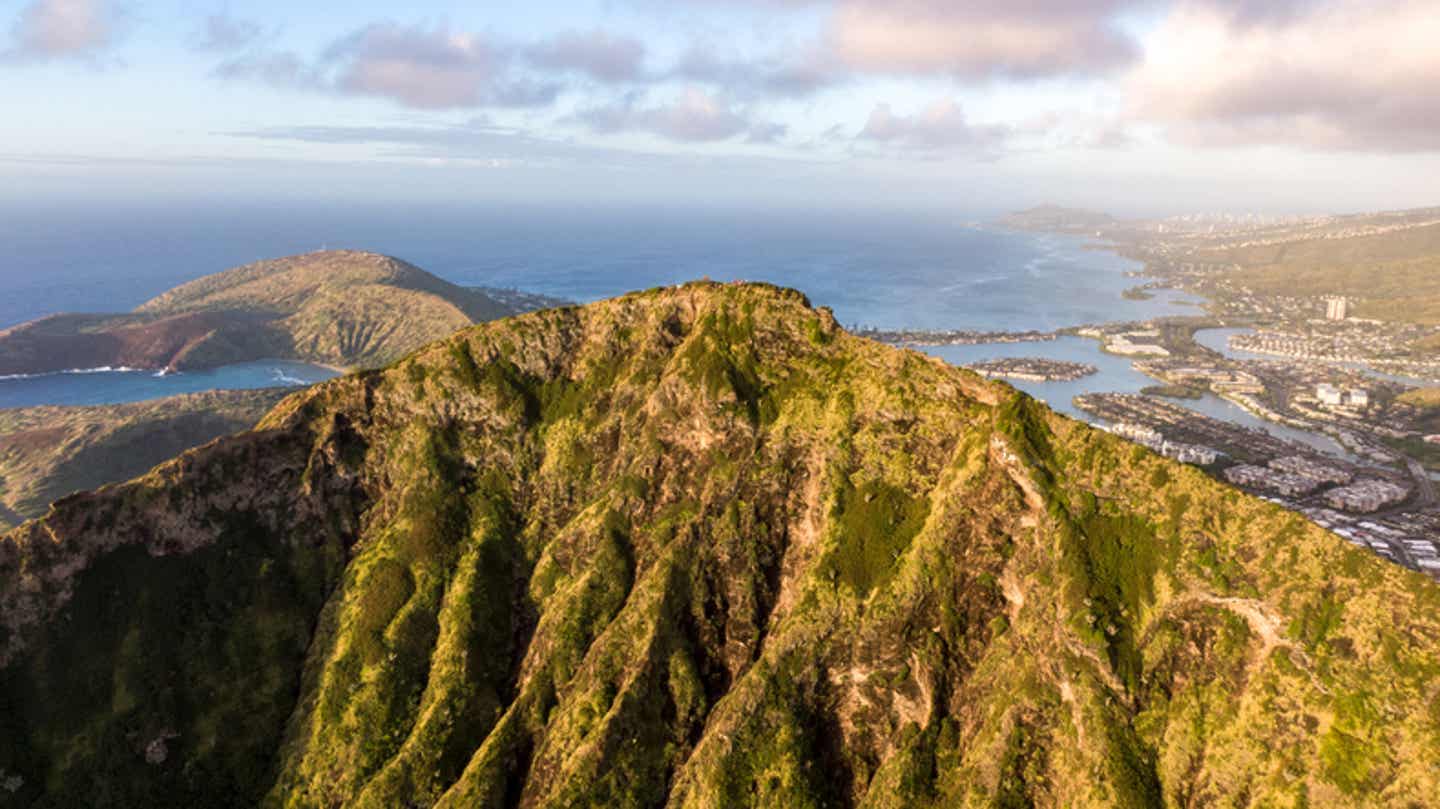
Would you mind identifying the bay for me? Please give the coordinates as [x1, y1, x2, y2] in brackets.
[0, 360, 338, 409]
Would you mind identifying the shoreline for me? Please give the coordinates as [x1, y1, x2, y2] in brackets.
[0, 357, 347, 383]
[0, 358, 345, 411]
[988, 227, 1400, 460]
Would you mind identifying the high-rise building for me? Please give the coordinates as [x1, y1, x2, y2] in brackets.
[1325, 296, 1350, 320]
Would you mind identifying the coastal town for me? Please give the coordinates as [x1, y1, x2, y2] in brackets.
[973, 207, 1440, 581]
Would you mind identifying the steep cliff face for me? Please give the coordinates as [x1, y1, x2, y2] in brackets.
[2, 283, 1438, 808]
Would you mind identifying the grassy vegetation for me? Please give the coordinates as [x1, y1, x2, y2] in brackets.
[0, 512, 344, 807]
[4, 282, 1440, 808]
[1397, 387, 1440, 410]
[0, 388, 288, 530]
[0, 251, 523, 378]
[1209, 222, 1440, 325]
[830, 480, 930, 596]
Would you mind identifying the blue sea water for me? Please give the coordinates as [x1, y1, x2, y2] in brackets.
[0, 200, 1196, 407]
[0, 201, 1188, 331]
[926, 337, 1352, 458]
[0, 361, 338, 409]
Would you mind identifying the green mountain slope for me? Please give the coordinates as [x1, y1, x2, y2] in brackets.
[1207, 222, 1440, 325]
[0, 251, 517, 375]
[0, 389, 289, 531]
[2, 283, 1438, 808]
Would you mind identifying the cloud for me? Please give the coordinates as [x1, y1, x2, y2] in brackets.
[322, 23, 559, 109]
[2, 0, 118, 62]
[829, 0, 1141, 79]
[670, 43, 841, 98]
[857, 100, 1012, 154]
[193, 13, 265, 52]
[1129, 0, 1440, 152]
[212, 50, 322, 90]
[526, 30, 647, 83]
[224, 119, 606, 164]
[214, 22, 563, 109]
[574, 88, 782, 143]
[212, 23, 660, 110]
[678, 0, 1144, 79]
[220, 119, 825, 176]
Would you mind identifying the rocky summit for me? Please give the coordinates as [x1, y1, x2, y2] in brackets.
[1, 283, 1438, 808]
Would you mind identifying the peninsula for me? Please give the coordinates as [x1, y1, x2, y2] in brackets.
[0, 250, 524, 376]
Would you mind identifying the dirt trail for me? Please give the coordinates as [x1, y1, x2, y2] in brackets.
[1165, 593, 1329, 695]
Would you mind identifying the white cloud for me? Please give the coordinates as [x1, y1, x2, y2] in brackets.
[324, 24, 556, 110]
[831, 0, 1139, 79]
[858, 99, 1012, 154]
[575, 88, 782, 143]
[194, 13, 266, 53]
[1129, 0, 1440, 151]
[526, 30, 647, 83]
[2, 0, 118, 62]
[677, 0, 1144, 79]
[215, 23, 562, 110]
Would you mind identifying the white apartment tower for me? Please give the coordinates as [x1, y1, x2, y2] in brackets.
[1324, 296, 1350, 320]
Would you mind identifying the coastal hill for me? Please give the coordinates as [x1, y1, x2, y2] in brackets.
[997, 204, 1118, 233]
[0, 389, 288, 531]
[3, 283, 1438, 806]
[0, 250, 518, 375]
[1202, 220, 1440, 325]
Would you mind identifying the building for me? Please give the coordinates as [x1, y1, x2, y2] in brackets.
[1323, 480, 1411, 513]
[1347, 389, 1369, 408]
[1111, 422, 1163, 444]
[1316, 384, 1344, 406]
[1105, 335, 1170, 357]
[1163, 441, 1222, 466]
[1223, 465, 1322, 498]
[1269, 456, 1352, 486]
[1325, 296, 1350, 320]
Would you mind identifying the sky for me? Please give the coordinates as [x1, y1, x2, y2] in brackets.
[1, 0, 1438, 216]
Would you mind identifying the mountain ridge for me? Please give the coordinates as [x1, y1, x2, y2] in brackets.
[0, 388, 290, 531]
[2, 282, 1438, 807]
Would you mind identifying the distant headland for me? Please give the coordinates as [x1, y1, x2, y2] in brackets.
[0, 251, 565, 377]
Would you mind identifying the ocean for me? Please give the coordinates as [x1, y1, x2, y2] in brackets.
[0, 200, 1198, 408]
